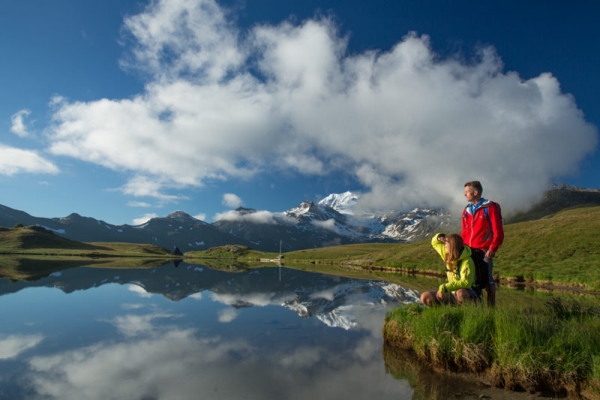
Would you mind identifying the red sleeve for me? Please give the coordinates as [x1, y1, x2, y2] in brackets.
[488, 203, 504, 252]
[460, 209, 469, 244]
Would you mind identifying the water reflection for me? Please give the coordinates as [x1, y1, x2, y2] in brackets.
[0, 260, 495, 399]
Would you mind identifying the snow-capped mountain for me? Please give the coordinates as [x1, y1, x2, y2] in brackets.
[4, 186, 598, 253]
[318, 191, 358, 214]
[0, 192, 453, 252]
[282, 280, 421, 330]
[212, 193, 454, 251]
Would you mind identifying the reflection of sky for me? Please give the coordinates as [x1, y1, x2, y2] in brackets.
[0, 268, 416, 399]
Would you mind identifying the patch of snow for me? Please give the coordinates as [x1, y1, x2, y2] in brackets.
[35, 225, 66, 235]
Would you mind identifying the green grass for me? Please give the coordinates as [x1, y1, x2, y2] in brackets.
[239, 205, 600, 291]
[185, 244, 268, 260]
[0, 226, 173, 257]
[383, 298, 600, 397]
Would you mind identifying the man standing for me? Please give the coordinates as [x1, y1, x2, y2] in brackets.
[461, 181, 504, 306]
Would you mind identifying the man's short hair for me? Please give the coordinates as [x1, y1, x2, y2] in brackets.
[464, 180, 483, 195]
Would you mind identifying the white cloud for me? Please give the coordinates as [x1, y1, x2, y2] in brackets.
[0, 145, 59, 176]
[127, 201, 152, 207]
[45, 0, 598, 214]
[222, 193, 243, 208]
[214, 209, 295, 225]
[132, 213, 157, 225]
[0, 334, 44, 359]
[119, 176, 188, 202]
[10, 109, 32, 137]
[311, 219, 339, 233]
[193, 213, 207, 221]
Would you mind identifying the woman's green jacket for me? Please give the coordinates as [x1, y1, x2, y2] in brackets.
[431, 233, 476, 294]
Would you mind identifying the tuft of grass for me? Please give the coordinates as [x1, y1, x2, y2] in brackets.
[384, 298, 600, 396]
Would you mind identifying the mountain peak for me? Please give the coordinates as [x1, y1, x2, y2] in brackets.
[234, 207, 257, 215]
[166, 211, 194, 220]
[318, 191, 358, 214]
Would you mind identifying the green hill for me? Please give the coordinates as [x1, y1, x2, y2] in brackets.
[0, 225, 172, 257]
[210, 205, 600, 291]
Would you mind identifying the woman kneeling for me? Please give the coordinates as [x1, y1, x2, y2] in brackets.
[420, 233, 478, 306]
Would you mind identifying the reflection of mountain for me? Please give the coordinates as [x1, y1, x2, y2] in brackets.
[0, 263, 420, 329]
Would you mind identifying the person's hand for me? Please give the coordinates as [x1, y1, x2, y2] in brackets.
[486, 250, 496, 258]
[436, 290, 444, 300]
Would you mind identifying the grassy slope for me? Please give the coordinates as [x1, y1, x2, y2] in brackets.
[0, 226, 172, 257]
[3, 205, 599, 289]
[187, 205, 600, 290]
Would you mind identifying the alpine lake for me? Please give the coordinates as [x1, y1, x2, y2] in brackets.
[0, 258, 557, 400]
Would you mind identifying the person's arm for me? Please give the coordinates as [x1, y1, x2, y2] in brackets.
[431, 233, 446, 257]
[487, 204, 504, 257]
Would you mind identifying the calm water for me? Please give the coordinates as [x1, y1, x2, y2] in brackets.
[0, 261, 492, 400]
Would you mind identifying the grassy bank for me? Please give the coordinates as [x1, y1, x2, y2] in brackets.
[383, 298, 600, 398]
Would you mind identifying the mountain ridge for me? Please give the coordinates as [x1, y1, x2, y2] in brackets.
[1, 186, 599, 252]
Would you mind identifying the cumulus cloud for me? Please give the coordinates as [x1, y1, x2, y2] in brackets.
[46, 0, 597, 213]
[131, 213, 157, 225]
[10, 109, 32, 137]
[222, 193, 243, 208]
[0, 145, 59, 176]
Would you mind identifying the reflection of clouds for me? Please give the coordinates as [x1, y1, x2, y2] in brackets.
[277, 346, 322, 368]
[27, 329, 256, 400]
[217, 308, 239, 323]
[210, 292, 282, 307]
[128, 284, 152, 298]
[112, 312, 180, 337]
[23, 310, 413, 400]
[188, 292, 202, 300]
[120, 303, 145, 310]
[310, 288, 336, 301]
[0, 334, 43, 359]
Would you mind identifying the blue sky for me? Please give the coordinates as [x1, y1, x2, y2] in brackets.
[1, 0, 599, 226]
